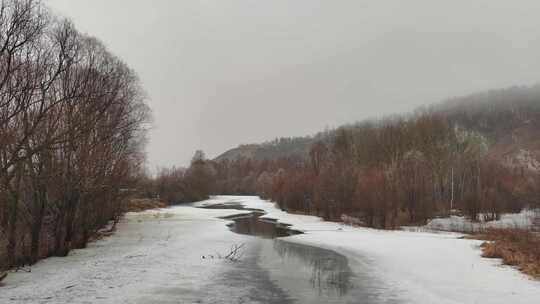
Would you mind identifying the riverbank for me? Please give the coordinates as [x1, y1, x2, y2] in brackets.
[0, 204, 254, 303]
[199, 196, 540, 304]
[2, 196, 540, 304]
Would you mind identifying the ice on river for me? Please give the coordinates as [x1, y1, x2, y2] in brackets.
[1, 196, 539, 304]
[200, 196, 540, 304]
[0, 203, 258, 303]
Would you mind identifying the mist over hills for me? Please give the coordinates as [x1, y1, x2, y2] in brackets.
[215, 84, 540, 170]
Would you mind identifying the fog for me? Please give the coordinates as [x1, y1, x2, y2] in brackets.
[46, 0, 540, 168]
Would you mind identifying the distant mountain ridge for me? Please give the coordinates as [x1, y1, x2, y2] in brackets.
[433, 85, 540, 172]
[214, 136, 318, 162]
[214, 144, 260, 162]
[215, 85, 540, 171]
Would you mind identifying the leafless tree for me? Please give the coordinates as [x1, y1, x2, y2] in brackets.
[0, 1, 150, 268]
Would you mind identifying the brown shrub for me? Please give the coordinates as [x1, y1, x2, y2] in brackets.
[478, 229, 540, 279]
[123, 199, 168, 212]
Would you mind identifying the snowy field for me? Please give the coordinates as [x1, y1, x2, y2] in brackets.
[0, 201, 256, 304]
[424, 209, 540, 233]
[1, 196, 539, 304]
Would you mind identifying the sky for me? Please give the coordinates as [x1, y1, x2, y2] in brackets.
[46, 0, 540, 168]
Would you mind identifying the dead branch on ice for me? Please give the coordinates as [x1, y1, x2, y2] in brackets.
[224, 243, 245, 262]
[202, 243, 246, 262]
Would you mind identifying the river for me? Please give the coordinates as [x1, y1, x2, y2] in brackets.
[2, 196, 539, 304]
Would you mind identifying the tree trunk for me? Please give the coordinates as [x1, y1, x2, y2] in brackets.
[30, 189, 46, 264]
[6, 193, 19, 267]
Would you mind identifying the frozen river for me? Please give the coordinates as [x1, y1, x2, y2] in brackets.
[1, 196, 539, 304]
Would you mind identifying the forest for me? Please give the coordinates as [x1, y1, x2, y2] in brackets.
[2, 1, 540, 302]
[150, 86, 540, 230]
[2, 0, 539, 275]
[0, 0, 150, 269]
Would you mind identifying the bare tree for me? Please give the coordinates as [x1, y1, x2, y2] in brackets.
[0, 1, 150, 268]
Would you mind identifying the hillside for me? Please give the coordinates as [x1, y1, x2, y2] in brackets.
[214, 136, 317, 162]
[216, 85, 540, 172]
[435, 85, 540, 172]
[214, 144, 260, 162]
[210, 84, 540, 228]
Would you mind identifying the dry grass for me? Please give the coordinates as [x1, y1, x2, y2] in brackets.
[477, 229, 540, 279]
[123, 198, 167, 212]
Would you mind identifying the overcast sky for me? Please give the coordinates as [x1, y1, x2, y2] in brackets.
[47, 0, 540, 168]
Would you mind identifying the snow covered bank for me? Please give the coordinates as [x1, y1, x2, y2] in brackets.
[2, 195, 539, 304]
[0, 198, 256, 304]
[225, 196, 540, 304]
[425, 209, 540, 233]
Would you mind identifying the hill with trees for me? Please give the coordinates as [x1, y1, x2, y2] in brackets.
[204, 85, 540, 228]
[214, 137, 318, 163]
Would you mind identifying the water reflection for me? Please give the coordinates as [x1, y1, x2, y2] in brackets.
[226, 212, 303, 238]
[199, 203, 262, 212]
[202, 202, 400, 303]
[272, 239, 354, 297]
[217, 208, 353, 298]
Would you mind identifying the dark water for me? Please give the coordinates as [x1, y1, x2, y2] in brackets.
[201, 202, 402, 304]
[134, 203, 400, 304]
[199, 202, 263, 212]
[215, 238, 398, 304]
[271, 239, 354, 297]
[225, 212, 303, 238]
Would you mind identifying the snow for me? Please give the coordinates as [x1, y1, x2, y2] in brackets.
[1, 195, 539, 304]
[504, 149, 540, 173]
[0, 201, 255, 304]
[425, 209, 539, 233]
[212, 196, 540, 304]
